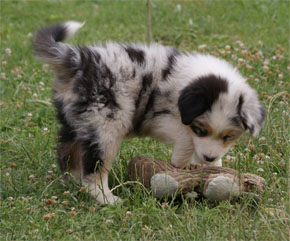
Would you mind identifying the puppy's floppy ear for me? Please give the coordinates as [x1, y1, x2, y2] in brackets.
[178, 87, 208, 125]
[178, 75, 228, 125]
[237, 92, 265, 136]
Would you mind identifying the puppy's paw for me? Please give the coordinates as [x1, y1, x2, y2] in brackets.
[106, 194, 122, 205]
[96, 193, 122, 205]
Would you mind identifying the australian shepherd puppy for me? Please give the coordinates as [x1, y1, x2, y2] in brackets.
[33, 21, 265, 204]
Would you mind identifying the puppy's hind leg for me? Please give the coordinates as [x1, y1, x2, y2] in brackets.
[80, 130, 124, 205]
[57, 124, 83, 181]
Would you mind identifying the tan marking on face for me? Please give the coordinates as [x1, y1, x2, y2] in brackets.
[200, 122, 213, 136]
[219, 129, 243, 147]
[191, 121, 213, 135]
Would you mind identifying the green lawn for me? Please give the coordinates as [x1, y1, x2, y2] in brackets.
[1, 0, 289, 240]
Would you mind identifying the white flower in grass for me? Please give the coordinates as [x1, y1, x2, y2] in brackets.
[5, 48, 12, 57]
[241, 49, 248, 55]
[239, 42, 244, 48]
[278, 73, 283, 79]
[27, 113, 32, 120]
[198, 44, 207, 51]
[43, 127, 48, 135]
[263, 59, 270, 65]
[225, 45, 231, 51]
[126, 211, 132, 218]
[238, 58, 245, 64]
[246, 64, 253, 70]
[257, 168, 264, 172]
[63, 191, 70, 196]
[256, 51, 264, 58]
[175, 4, 181, 12]
[106, 219, 114, 224]
[262, 66, 269, 72]
[29, 174, 35, 180]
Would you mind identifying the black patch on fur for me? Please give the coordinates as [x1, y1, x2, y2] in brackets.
[72, 47, 119, 116]
[231, 116, 243, 128]
[237, 95, 244, 116]
[62, 48, 80, 77]
[258, 104, 266, 125]
[178, 74, 228, 125]
[135, 73, 153, 109]
[236, 94, 248, 130]
[32, 23, 67, 59]
[132, 69, 136, 78]
[53, 98, 76, 172]
[125, 46, 145, 65]
[143, 89, 157, 117]
[54, 98, 76, 141]
[234, 95, 265, 133]
[82, 135, 104, 175]
[152, 109, 171, 118]
[81, 131, 104, 175]
[162, 49, 181, 81]
[134, 88, 159, 132]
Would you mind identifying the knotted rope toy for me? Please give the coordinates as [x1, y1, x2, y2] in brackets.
[128, 156, 266, 202]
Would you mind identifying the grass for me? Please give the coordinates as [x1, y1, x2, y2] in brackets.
[0, 0, 289, 240]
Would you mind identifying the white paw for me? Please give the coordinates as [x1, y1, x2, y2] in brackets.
[96, 193, 122, 205]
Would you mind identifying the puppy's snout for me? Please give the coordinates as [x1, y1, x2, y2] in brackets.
[203, 155, 216, 162]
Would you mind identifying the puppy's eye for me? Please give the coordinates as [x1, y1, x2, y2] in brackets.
[222, 135, 234, 141]
[191, 126, 208, 137]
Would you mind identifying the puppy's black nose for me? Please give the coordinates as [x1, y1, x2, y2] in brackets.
[203, 155, 216, 162]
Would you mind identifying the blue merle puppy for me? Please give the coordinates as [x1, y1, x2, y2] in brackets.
[33, 21, 265, 204]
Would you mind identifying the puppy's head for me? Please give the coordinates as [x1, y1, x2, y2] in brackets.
[178, 72, 265, 165]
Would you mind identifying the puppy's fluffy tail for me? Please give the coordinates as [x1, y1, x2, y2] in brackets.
[32, 21, 84, 66]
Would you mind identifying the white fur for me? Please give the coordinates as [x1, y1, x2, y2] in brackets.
[64, 21, 85, 40]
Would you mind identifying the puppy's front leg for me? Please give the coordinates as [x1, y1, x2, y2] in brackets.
[171, 142, 195, 168]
